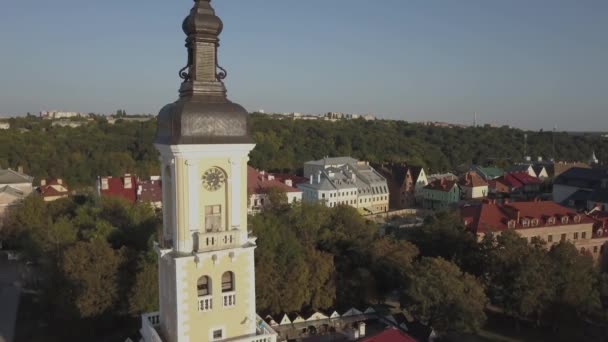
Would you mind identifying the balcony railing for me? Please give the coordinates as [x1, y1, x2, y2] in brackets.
[140, 312, 163, 342]
[223, 291, 236, 307]
[198, 295, 213, 312]
[194, 230, 241, 252]
[231, 315, 278, 342]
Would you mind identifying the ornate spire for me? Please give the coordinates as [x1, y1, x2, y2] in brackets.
[155, 0, 253, 145]
[179, 0, 228, 99]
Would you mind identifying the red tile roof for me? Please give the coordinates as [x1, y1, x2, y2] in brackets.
[247, 167, 302, 196]
[459, 171, 488, 187]
[99, 175, 138, 204]
[490, 172, 542, 191]
[139, 179, 162, 203]
[424, 178, 458, 192]
[361, 327, 417, 342]
[38, 179, 69, 198]
[461, 200, 594, 234]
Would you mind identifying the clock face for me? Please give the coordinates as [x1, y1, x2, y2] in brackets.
[203, 167, 226, 191]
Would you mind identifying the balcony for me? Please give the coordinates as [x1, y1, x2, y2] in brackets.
[223, 291, 236, 307]
[140, 312, 163, 342]
[198, 295, 213, 312]
[194, 230, 242, 252]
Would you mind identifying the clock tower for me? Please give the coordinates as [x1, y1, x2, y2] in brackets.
[141, 1, 277, 342]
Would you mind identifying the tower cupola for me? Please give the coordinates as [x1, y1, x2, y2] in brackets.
[156, 0, 252, 146]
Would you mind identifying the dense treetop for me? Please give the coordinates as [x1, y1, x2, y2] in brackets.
[1, 114, 606, 188]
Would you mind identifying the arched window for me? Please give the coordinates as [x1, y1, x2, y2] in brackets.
[222, 271, 234, 292]
[197, 276, 211, 297]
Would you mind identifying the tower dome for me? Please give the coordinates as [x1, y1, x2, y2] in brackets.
[156, 0, 252, 145]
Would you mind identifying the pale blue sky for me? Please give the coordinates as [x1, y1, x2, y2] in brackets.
[1, 0, 607, 130]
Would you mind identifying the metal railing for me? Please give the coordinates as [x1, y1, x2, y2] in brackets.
[222, 291, 236, 307]
[140, 312, 163, 342]
[198, 295, 213, 312]
[194, 231, 241, 252]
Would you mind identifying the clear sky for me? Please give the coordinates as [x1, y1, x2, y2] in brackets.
[1, 0, 607, 130]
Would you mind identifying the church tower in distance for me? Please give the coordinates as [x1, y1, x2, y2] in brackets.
[140, 1, 277, 342]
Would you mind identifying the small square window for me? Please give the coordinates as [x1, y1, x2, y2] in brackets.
[547, 235, 553, 243]
[574, 232, 579, 240]
[213, 329, 223, 339]
[561, 233, 567, 242]
[582, 232, 587, 239]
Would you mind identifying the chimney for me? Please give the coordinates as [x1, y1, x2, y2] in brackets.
[57, 179, 63, 185]
[17, 165, 23, 174]
[285, 179, 293, 187]
[309, 177, 313, 185]
[40, 179, 46, 186]
[317, 171, 321, 184]
[538, 156, 543, 162]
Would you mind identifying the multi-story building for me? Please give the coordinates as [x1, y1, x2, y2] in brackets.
[0, 167, 33, 220]
[247, 166, 302, 215]
[418, 179, 461, 210]
[373, 163, 427, 209]
[488, 172, 543, 200]
[458, 171, 488, 199]
[461, 200, 608, 261]
[0, 121, 10, 130]
[554, 167, 608, 211]
[140, 1, 277, 341]
[299, 157, 389, 214]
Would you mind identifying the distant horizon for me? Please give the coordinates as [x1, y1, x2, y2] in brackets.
[1, 1, 607, 130]
[2, 110, 608, 134]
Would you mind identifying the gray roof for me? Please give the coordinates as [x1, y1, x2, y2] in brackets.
[305, 157, 359, 167]
[555, 167, 608, 189]
[0, 169, 33, 185]
[0, 185, 26, 199]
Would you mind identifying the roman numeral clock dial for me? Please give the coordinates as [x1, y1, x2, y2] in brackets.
[202, 167, 226, 191]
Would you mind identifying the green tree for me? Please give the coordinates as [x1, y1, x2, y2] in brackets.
[266, 186, 288, 208]
[129, 258, 159, 316]
[401, 257, 488, 334]
[485, 231, 553, 322]
[61, 240, 125, 318]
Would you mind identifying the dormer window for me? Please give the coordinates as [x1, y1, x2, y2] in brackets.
[547, 217, 556, 225]
[508, 220, 516, 229]
[531, 219, 539, 227]
[101, 178, 109, 190]
[573, 215, 581, 223]
[561, 216, 569, 224]
[522, 219, 530, 228]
